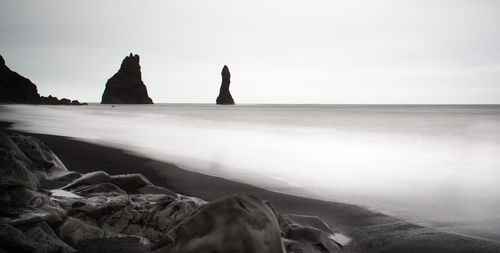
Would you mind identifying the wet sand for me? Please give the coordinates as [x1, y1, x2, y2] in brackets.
[2, 121, 499, 252]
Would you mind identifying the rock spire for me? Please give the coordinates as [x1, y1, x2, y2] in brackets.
[216, 65, 235, 105]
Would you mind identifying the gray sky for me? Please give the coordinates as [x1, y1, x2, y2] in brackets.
[1, 0, 499, 103]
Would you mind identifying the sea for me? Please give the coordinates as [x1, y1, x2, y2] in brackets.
[1, 104, 499, 242]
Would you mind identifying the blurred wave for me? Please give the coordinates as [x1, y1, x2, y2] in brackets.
[2, 103, 500, 241]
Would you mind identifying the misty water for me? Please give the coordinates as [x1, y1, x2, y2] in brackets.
[1, 104, 500, 241]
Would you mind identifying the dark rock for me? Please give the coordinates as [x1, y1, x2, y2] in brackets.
[11, 133, 69, 173]
[0, 223, 36, 253]
[101, 53, 153, 104]
[62, 171, 112, 191]
[0, 55, 85, 105]
[58, 192, 203, 241]
[76, 237, 149, 253]
[40, 95, 86, 105]
[0, 132, 70, 225]
[0, 131, 33, 165]
[9, 133, 83, 189]
[58, 217, 105, 246]
[137, 185, 178, 198]
[151, 195, 203, 232]
[70, 100, 85, 105]
[152, 194, 284, 253]
[0, 54, 41, 104]
[1, 187, 67, 226]
[283, 214, 335, 235]
[0, 148, 39, 190]
[111, 174, 152, 194]
[23, 221, 76, 253]
[41, 171, 82, 190]
[0, 131, 40, 190]
[279, 214, 342, 253]
[216, 65, 235, 105]
[71, 183, 127, 197]
[58, 98, 71, 105]
[40, 95, 59, 105]
[285, 226, 341, 253]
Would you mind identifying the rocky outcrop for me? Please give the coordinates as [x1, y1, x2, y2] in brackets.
[152, 194, 284, 253]
[0, 132, 343, 253]
[40, 95, 86, 105]
[216, 65, 235, 105]
[0, 54, 86, 105]
[101, 53, 153, 104]
[0, 54, 41, 104]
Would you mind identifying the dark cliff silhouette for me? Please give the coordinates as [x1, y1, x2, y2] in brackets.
[0, 54, 85, 105]
[0, 54, 40, 104]
[101, 53, 153, 104]
[216, 65, 235, 105]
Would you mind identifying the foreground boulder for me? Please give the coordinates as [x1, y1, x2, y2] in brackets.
[152, 194, 284, 253]
[0, 132, 39, 190]
[216, 65, 235, 105]
[9, 133, 79, 189]
[279, 214, 342, 253]
[101, 53, 153, 104]
[0, 54, 41, 104]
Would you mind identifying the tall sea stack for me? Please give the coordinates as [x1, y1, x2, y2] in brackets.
[101, 53, 153, 104]
[216, 65, 234, 105]
[0, 54, 40, 104]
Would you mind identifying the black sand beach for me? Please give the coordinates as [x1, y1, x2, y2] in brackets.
[2, 121, 499, 253]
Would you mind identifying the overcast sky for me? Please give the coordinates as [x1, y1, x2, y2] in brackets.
[1, 0, 499, 103]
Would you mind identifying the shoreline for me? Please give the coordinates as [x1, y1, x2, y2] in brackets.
[2, 120, 499, 252]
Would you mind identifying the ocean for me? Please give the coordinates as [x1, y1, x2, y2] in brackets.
[1, 104, 500, 242]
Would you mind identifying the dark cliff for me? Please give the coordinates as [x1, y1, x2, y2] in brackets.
[101, 53, 153, 104]
[216, 65, 235, 105]
[0, 54, 41, 104]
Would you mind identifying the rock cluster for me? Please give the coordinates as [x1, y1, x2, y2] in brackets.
[0, 54, 41, 104]
[40, 95, 87, 105]
[0, 132, 342, 253]
[101, 53, 153, 104]
[216, 65, 235, 105]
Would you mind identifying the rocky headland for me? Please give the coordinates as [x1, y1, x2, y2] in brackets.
[0, 54, 86, 105]
[216, 65, 235, 105]
[101, 53, 153, 104]
[0, 55, 41, 104]
[0, 131, 342, 253]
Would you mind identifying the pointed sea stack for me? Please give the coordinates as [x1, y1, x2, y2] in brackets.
[101, 53, 153, 104]
[216, 65, 235, 105]
[0, 54, 40, 104]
